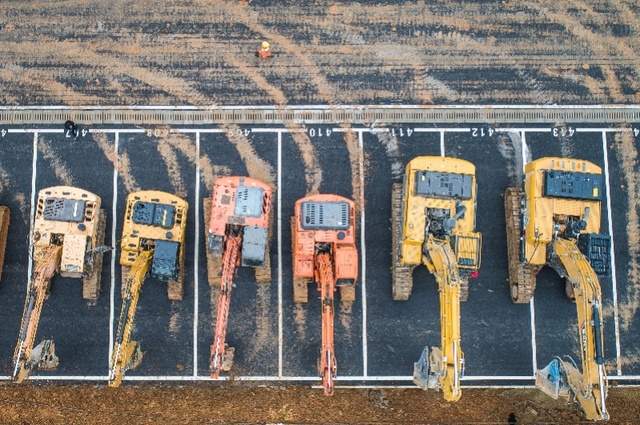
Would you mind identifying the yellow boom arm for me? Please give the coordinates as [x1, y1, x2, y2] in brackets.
[536, 238, 608, 421]
[13, 245, 62, 382]
[413, 235, 464, 402]
[109, 250, 152, 387]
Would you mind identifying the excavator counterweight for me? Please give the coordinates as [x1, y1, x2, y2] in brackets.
[292, 194, 358, 395]
[505, 157, 609, 420]
[12, 186, 105, 382]
[109, 190, 188, 387]
[392, 156, 481, 402]
[205, 176, 273, 378]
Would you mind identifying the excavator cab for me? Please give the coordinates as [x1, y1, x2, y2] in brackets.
[13, 186, 106, 382]
[0, 205, 9, 282]
[292, 194, 358, 395]
[109, 191, 188, 387]
[504, 157, 609, 420]
[205, 176, 273, 378]
[120, 191, 188, 300]
[391, 156, 481, 402]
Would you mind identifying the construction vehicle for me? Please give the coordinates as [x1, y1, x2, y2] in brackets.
[109, 190, 188, 387]
[205, 176, 273, 378]
[505, 157, 609, 420]
[391, 156, 482, 402]
[292, 194, 358, 396]
[13, 186, 106, 382]
[0, 205, 9, 281]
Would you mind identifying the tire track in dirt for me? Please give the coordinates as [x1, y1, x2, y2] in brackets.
[219, 1, 359, 200]
[93, 133, 140, 193]
[612, 131, 640, 331]
[38, 138, 75, 186]
[155, 133, 188, 199]
[163, 136, 230, 193]
[221, 52, 320, 193]
[225, 130, 275, 188]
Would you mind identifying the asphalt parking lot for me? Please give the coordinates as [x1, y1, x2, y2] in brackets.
[0, 121, 638, 386]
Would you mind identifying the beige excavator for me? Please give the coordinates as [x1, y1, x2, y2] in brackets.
[392, 156, 482, 401]
[505, 157, 609, 421]
[13, 186, 106, 382]
[109, 190, 188, 387]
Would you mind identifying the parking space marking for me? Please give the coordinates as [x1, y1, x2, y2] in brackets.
[440, 130, 445, 156]
[193, 131, 201, 377]
[277, 131, 283, 378]
[601, 130, 622, 375]
[521, 131, 538, 375]
[26, 132, 38, 287]
[108, 132, 119, 364]
[414, 128, 471, 132]
[358, 130, 368, 376]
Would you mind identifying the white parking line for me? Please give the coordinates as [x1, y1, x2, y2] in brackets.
[520, 131, 538, 374]
[414, 128, 471, 132]
[439, 130, 445, 156]
[26, 132, 38, 286]
[358, 130, 368, 376]
[601, 131, 622, 376]
[277, 131, 283, 378]
[193, 131, 201, 377]
[495, 128, 551, 133]
[108, 132, 119, 364]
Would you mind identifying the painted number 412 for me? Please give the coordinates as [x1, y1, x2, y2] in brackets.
[471, 127, 494, 137]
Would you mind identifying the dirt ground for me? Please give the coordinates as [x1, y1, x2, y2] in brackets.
[0, 384, 637, 425]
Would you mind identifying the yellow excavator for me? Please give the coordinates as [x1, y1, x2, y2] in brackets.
[109, 190, 188, 387]
[392, 156, 482, 401]
[505, 157, 609, 421]
[13, 186, 106, 382]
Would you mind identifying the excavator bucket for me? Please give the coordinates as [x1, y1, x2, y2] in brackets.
[535, 357, 570, 400]
[31, 339, 59, 370]
[413, 346, 442, 390]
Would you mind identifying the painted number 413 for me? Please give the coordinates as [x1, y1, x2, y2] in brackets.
[552, 126, 575, 137]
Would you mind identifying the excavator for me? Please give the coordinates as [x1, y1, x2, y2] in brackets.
[13, 186, 106, 382]
[505, 157, 609, 421]
[291, 194, 358, 396]
[205, 176, 273, 378]
[109, 190, 188, 387]
[391, 156, 482, 402]
[0, 205, 9, 281]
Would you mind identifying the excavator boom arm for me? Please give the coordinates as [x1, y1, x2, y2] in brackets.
[109, 250, 152, 387]
[209, 233, 241, 378]
[414, 236, 463, 402]
[317, 251, 337, 396]
[537, 238, 608, 420]
[13, 245, 62, 382]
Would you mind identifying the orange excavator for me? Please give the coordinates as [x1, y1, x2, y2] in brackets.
[205, 176, 273, 378]
[292, 194, 358, 395]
